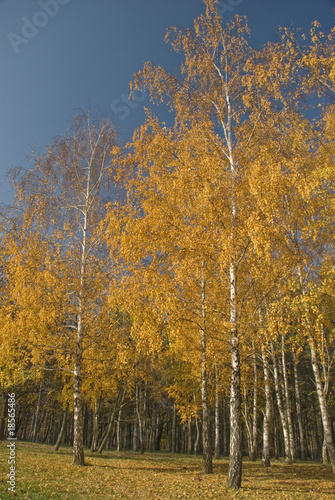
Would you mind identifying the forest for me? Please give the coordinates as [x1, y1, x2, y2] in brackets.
[0, 0, 335, 492]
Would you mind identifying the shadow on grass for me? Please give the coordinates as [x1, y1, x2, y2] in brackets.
[91, 463, 201, 474]
[87, 450, 206, 463]
[244, 464, 334, 481]
[243, 485, 335, 495]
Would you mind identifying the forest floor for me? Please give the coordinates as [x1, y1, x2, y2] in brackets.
[0, 441, 334, 499]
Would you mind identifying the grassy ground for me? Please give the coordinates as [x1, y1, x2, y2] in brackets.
[0, 441, 334, 499]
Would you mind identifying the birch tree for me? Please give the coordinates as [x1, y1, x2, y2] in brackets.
[112, 0, 310, 486]
[9, 111, 118, 465]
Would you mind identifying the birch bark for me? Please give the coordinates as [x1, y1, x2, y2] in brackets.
[200, 267, 212, 473]
[292, 351, 306, 460]
[261, 345, 271, 467]
[281, 336, 295, 462]
[299, 270, 335, 472]
[271, 341, 292, 464]
[73, 158, 90, 466]
[309, 335, 335, 472]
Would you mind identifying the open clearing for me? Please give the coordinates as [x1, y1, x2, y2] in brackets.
[0, 442, 334, 499]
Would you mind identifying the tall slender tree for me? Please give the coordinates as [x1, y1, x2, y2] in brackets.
[8, 112, 118, 465]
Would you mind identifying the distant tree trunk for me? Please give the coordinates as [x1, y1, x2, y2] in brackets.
[83, 404, 90, 448]
[181, 423, 186, 454]
[175, 416, 180, 453]
[271, 342, 292, 464]
[42, 412, 52, 443]
[214, 365, 220, 459]
[133, 415, 139, 451]
[171, 403, 176, 453]
[281, 336, 295, 462]
[244, 346, 258, 461]
[54, 406, 68, 451]
[149, 406, 156, 452]
[223, 399, 228, 456]
[126, 422, 132, 450]
[97, 392, 123, 454]
[117, 406, 122, 452]
[306, 424, 314, 459]
[292, 351, 306, 460]
[261, 345, 271, 467]
[156, 411, 165, 451]
[69, 416, 74, 446]
[273, 409, 280, 460]
[91, 402, 99, 452]
[97, 415, 115, 454]
[135, 383, 146, 454]
[200, 267, 212, 474]
[0, 391, 7, 441]
[311, 393, 321, 459]
[32, 381, 43, 443]
[187, 418, 193, 455]
[21, 409, 30, 441]
[194, 415, 200, 456]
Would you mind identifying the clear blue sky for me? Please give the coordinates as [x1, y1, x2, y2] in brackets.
[0, 0, 334, 206]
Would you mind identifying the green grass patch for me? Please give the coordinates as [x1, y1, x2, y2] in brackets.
[0, 441, 334, 499]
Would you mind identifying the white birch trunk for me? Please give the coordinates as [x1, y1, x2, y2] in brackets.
[281, 336, 295, 462]
[292, 351, 306, 460]
[187, 418, 193, 455]
[73, 174, 89, 466]
[201, 267, 212, 473]
[309, 335, 335, 472]
[225, 80, 242, 486]
[227, 260, 242, 488]
[299, 269, 335, 473]
[261, 345, 271, 467]
[251, 345, 258, 461]
[271, 341, 292, 464]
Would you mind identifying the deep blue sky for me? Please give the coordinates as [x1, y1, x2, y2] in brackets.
[0, 0, 334, 205]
